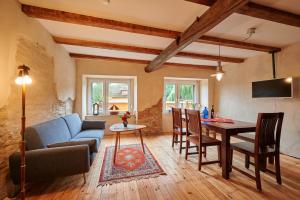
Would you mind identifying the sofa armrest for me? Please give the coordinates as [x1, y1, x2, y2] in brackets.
[47, 139, 98, 153]
[9, 145, 90, 184]
[82, 120, 106, 130]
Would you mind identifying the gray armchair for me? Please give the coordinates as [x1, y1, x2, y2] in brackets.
[9, 114, 105, 184]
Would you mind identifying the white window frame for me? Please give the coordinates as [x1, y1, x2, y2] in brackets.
[84, 75, 136, 116]
[163, 78, 200, 112]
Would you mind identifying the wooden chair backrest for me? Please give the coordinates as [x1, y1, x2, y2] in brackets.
[185, 109, 202, 137]
[172, 107, 183, 130]
[255, 112, 284, 154]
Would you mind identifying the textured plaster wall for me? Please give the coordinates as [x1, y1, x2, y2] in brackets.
[214, 42, 300, 158]
[75, 58, 215, 134]
[0, 0, 76, 107]
[0, 0, 76, 198]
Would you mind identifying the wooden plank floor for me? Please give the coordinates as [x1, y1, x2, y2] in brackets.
[26, 134, 300, 200]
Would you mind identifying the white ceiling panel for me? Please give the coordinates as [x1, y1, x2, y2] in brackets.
[207, 13, 300, 48]
[38, 19, 173, 49]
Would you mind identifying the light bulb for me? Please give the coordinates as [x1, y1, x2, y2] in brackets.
[24, 75, 32, 84]
[15, 77, 23, 85]
[216, 73, 223, 81]
[15, 75, 32, 85]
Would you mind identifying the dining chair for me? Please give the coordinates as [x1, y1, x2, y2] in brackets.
[185, 109, 221, 170]
[230, 112, 284, 191]
[171, 107, 186, 154]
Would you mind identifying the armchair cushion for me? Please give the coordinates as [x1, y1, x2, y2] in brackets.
[47, 139, 98, 153]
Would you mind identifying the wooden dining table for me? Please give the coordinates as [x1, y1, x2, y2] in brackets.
[201, 120, 256, 179]
[181, 115, 257, 179]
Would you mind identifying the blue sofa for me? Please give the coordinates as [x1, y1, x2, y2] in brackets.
[9, 113, 105, 184]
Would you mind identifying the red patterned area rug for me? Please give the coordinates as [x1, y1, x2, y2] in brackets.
[98, 144, 166, 186]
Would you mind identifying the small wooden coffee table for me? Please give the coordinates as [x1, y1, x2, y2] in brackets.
[109, 123, 146, 164]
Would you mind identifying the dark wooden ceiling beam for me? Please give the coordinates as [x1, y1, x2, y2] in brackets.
[145, 0, 249, 72]
[22, 4, 177, 38]
[69, 53, 216, 70]
[54, 36, 244, 63]
[21, 4, 280, 52]
[198, 35, 280, 52]
[237, 2, 300, 28]
[186, 0, 300, 27]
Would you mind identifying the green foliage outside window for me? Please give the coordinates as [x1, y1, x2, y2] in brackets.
[165, 84, 175, 102]
[180, 85, 194, 100]
[92, 82, 103, 104]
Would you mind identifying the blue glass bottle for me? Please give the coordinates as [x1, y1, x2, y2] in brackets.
[203, 107, 209, 119]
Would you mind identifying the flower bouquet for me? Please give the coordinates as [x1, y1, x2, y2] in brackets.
[121, 111, 131, 128]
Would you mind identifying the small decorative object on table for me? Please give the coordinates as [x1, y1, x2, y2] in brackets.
[93, 102, 99, 115]
[121, 111, 131, 127]
[211, 105, 215, 119]
[110, 104, 120, 115]
[202, 106, 209, 119]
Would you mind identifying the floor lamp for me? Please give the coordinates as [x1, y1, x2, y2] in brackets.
[15, 65, 32, 200]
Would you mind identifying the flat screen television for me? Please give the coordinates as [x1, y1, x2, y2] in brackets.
[252, 78, 293, 98]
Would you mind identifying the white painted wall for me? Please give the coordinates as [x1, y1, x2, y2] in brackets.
[215, 42, 300, 158]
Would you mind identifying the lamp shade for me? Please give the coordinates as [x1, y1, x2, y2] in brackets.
[211, 61, 225, 81]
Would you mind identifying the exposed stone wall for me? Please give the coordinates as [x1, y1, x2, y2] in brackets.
[0, 38, 73, 198]
[138, 99, 162, 134]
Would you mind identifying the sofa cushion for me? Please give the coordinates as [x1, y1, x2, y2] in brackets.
[47, 139, 98, 153]
[62, 114, 82, 137]
[25, 118, 71, 150]
[70, 138, 100, 152]
[82, 120, 106, 130]
[74, 129, 105, 140]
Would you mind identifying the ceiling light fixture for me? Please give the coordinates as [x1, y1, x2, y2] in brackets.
[211, 45, 225, 81]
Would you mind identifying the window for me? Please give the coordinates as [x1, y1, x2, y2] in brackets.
[108, 82, 129, 112]
[87, 77, 135, 115]
[91, 82, 104, 113]
[164, 83, 176, 111]
[164, 78, 200, 112]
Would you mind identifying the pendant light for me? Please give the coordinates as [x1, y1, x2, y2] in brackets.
[211, 45, 225, 81]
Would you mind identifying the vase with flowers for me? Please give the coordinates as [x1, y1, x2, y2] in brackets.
[121, 111, 131, 128]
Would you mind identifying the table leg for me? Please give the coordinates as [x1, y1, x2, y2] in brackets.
[118, 132, 121, 149]
[221, 133, 231, 179]
[114, 132, 119, 164]
[139, 129, 145, 153]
